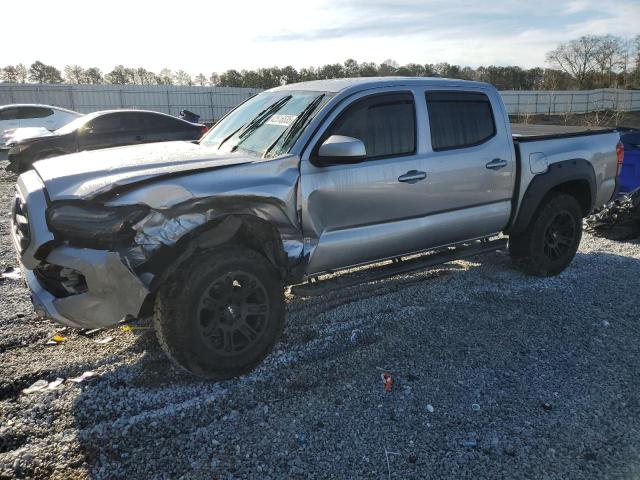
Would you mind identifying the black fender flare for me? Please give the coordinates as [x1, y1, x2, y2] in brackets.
[507, 159, 596, 236]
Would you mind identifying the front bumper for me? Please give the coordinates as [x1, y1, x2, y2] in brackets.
[12, 171, 149, 328]
[24, 247, 149, 328]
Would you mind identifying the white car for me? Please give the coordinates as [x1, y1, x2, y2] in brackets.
[0, 104, 81, 148]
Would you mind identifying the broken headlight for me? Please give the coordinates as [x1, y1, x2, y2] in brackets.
[47, 202, 149, 244]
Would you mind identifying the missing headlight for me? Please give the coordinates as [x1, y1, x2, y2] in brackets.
[46, 202, 149, 245]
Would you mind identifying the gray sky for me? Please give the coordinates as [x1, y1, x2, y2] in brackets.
[5, 0, 639, 75]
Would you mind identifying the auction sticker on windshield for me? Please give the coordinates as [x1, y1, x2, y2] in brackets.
[266, 114, 298, 126]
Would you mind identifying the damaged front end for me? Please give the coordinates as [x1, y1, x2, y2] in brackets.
[15, 154, 304, 329]
[111, 154, 306, 292]
[12, 171, 150, 328]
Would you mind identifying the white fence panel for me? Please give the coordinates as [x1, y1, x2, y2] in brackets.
[500, 88, 640, 115]
[0, 84, 638, 119]
[0, 84, 261, 122]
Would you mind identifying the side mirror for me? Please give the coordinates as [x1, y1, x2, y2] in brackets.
[316, 135, 366, 165]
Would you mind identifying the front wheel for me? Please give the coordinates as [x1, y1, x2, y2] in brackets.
[509, 193, 583, 276]
[153, 246, 285, 379]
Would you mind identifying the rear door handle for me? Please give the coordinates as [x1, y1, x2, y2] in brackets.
[485, 158, 508, 170]
[398, 170, 427, 183]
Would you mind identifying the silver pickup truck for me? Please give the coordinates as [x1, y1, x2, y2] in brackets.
[11, 77, 622, 378]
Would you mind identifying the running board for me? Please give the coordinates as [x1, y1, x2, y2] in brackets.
[290, 238, 507, 297]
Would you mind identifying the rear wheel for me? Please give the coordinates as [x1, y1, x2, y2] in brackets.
[509, 193, 583, 276]
[153, 246, 285, 379]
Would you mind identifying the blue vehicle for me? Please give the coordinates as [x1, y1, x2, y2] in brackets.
[618, 128, 640, 195]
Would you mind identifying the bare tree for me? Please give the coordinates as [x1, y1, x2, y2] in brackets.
[133, 68, 158, 85]
[6, 36, 639, 90]
[379, 59, 398, 76]
[29, 61, 63, 83]
[546, 36, 601, 88]
[173, 70, 192, 86]
[14, 64, 28, 83]
[64, 65, 86, 84]
[84, 67, 103, 84]
[194, 73, 207, 86]
[159, 68, 174, 85]
[218, 70, 243, 87]
[593, 35, 625, 87]
[0, 65, 19, 83]
[343, 59, 359, 77]
[106, 65, 129, 84]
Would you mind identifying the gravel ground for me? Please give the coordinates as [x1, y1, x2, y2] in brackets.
[1, 162, 640, 480]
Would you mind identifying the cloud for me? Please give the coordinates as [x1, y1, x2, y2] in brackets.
[260, 0, 637, 44]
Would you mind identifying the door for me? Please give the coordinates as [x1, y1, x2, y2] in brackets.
[77, 113, 132, 151]
[121, 112, 150, 145]
[301, 91, 431, 274]
[418, 89, 515, 245]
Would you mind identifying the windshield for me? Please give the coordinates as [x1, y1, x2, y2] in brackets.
[55, 115, 93, 134]
[200, 90, 332, 158]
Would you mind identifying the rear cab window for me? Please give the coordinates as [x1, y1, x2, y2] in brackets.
[425, 91, 496, 151]
[322, 92, 416, 161]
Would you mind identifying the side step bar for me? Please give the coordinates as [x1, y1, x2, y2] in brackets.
[290, 238, 507, 297]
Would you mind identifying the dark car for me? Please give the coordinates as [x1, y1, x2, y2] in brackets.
[7, 109, 207, 173]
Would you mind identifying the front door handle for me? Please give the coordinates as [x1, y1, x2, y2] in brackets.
[398, 170, 427, 184]
[486, 158, 508, 170]
[135, 135, 144, 141]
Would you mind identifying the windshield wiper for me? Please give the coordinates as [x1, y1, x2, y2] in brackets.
[217, 95, 292, 151]
[263, 94, 325, 158]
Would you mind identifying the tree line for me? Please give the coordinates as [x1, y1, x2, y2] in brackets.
[1, 35, 638, 91]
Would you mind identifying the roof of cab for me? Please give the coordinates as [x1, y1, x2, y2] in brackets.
[272, 76, 490, 94]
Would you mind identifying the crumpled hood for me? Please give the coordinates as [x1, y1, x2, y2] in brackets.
[33, 141, 257, 200]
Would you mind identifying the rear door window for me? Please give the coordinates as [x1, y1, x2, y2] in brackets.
[325, 93, 416, 160]
[425, 92, 496, 151]
[0, 108, 20, 121]
[141, 113, 184, 131]
[119, 112, 148, 132]
[87, 114, 124, 133]
[17, 107, 54, 119]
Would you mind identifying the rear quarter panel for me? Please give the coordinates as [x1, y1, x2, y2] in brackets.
[515, 131, 619, 216]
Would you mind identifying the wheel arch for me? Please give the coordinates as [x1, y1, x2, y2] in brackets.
[146, 213, 303, 294]
[507, 158, 596, 236]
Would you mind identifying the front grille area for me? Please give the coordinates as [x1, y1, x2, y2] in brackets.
[12, 193, 30, 253]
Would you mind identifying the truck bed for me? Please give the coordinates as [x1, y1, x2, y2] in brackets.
[511, 123, 615, 142]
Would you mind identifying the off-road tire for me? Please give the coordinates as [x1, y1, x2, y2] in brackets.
[153, 246, 285, 379]
[509, 193, 583, 276]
